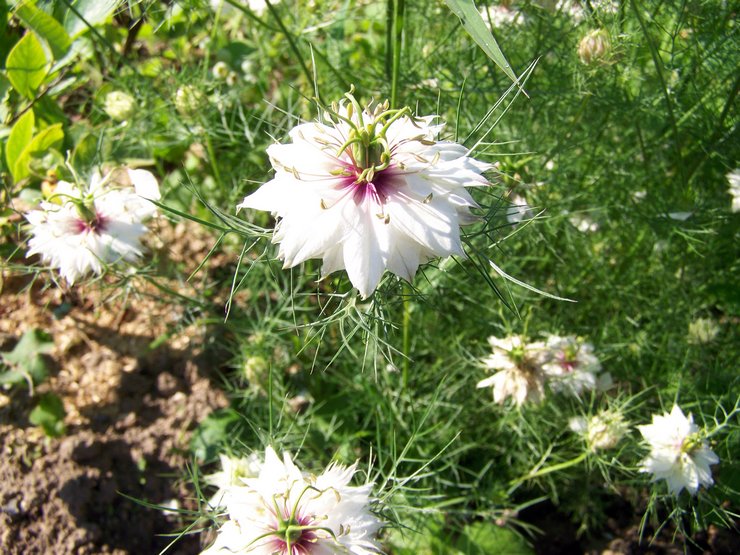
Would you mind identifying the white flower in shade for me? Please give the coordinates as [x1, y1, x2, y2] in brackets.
[476, 335, 547, 406]
[568, 214, 599, 233]
[25, 168, 160, 284]
[638, 405, 719, 496]
[480, 5, 522, 29]
[238, 93, 491, 298]
[205, 453, 263, 509]
[210, 0, 279, 17]
[506, 193, 534, 226]
[569, 409, 627, 451]
[541, 335, 603, 396]
[201, 446, 383, 555]
[727, 169, 740, 212]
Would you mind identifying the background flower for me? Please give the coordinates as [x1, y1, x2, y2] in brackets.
[25, 168, 160, 284]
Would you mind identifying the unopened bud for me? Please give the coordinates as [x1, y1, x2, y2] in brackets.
[104, 91, 136, 121]
[578, 29, 611, 65]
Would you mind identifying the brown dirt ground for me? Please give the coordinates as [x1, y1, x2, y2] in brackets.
[0, 221, 230, 555]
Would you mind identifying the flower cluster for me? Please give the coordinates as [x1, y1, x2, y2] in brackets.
[202, 447, 383, 555]
[476, 334, 609, 406]
[638, 405, 719, 496]
[25, 168, 160, 284]
[238, 92, 491, 298]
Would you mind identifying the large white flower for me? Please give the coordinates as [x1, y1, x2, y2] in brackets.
[638, 405, 719, 496]
[476, 335, 547, 406]
[25, 168, 160, 284]
[202, 446, 383, 555]
[541, 335, 604, 396]
[238, 94, 491, 298]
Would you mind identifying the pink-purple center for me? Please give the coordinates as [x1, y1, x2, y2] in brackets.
[556, 352, 579, 373]
[73, 212, 108, 234]
[338, 164, 399, 205]
[269, 513, 320, 555]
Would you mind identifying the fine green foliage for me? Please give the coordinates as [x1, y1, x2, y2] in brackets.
[1, 0, 738, 552]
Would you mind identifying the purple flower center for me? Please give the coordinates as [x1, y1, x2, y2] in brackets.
[338, 164, 399, 205]
[269, 513, 320, 555]
[73, 212, 108, 234]
[556, 352, 579, 373]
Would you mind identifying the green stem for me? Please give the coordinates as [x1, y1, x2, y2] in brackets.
[510, 451, 588, 491]
[204, 133, 224, 190]
[389, 0, 406, 109]
[402, 284, 410, 388]
[262, 0, 314, 89]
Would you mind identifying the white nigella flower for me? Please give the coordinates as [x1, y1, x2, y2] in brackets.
[201, 446, 383, 555]
[25, 168, 160, 284]
[541, 335, 603, 396]
[506, 193, 534, 226]
[480, 5, 522, 29]
[238, 92, 491, 298]
[568, 213, 599, 233]
[476, 335, 547, 406]
[205, 453, 263, 509]
[727, 169, 740, 212]
[638, 405, 719, 496]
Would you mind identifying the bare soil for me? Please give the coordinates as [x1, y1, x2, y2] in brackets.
[0, 221, 230, 555]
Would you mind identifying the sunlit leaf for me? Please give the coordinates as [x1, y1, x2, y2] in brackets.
[15, 1, 72, 60]
[443, 0, 519, 85]
[5, 32, 50, 98]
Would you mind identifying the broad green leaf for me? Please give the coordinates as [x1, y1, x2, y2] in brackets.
[13, 122, 64, 180]
[0, 328, 54, 387]
[5, 109, 34, 181]
[5, 32, 50, 98]
[443, 0, 519, 85]
[15, 1, 72, 60]
[63, 0, 120, 38]
[29, 393, 66, 437]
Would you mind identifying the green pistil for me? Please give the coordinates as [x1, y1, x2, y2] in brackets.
[682, 434, 702, 454]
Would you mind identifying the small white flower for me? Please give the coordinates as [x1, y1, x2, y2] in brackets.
[201, 446, 383, 555]
[205, 453, 263, 509]
[506, 193, 534, 226]
[638, 405, 719, 496]
[25, 168, 160, 284]
[480, 5, 522, 29]
[568, 214, 599, 233]
[103, 91, 136, 121]
[570, 410, 627, 451]
[727, 169, 740, 212]
[476, 335, 547, 406]
[212, 61, 230, 80]
[541, 335, 603, 396]
[238, 93, 491, 298]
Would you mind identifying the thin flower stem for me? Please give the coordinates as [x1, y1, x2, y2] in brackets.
[510, 451, 588, 491]
[263, 0, 314, 90]
[402, 283, 411, 388]
[389, 0, 405, 109]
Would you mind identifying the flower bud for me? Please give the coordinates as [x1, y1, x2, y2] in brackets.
[578, 29, 611, 65]
[104, 91, 136, 121]
[174, 85, 204, 116]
